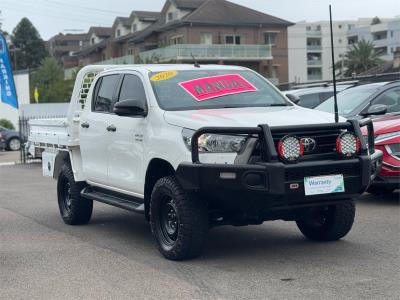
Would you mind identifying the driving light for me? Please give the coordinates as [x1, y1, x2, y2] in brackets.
[277, 135, 303, 163]
[182, 128, 248, 153]
[336, 132, 360, 157]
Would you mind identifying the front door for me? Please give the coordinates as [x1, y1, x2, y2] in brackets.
[107, 73, 147, 196]
[80, 74, 120, 185]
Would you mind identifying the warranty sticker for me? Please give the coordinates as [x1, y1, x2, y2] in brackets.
[150, 70, 178, 81]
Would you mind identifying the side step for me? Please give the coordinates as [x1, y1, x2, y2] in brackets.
[81, 187, 145, 214]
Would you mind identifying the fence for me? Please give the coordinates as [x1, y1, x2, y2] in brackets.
[18, 113, 67, 164]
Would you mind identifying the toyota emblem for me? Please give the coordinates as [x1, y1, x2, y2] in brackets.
[301, 137, 317, 153]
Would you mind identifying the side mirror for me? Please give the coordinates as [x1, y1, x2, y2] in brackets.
[285, 93, 300, 104]
[362, 104, 387, 117]
[114, 99, 147, 117]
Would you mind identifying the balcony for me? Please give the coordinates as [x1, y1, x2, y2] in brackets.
[139, 44, 273, 62]
[307, 59, 322, 66]
[307, 74, 322, 81]
[95, 55, 135, 65]
[307, 45, 322, 51]
[306, 30, 322, 37]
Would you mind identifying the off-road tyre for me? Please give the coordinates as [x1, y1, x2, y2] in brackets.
[57, 163, 93, 225]
[296, 201, 355, 241]
[150, 176, 208, 260]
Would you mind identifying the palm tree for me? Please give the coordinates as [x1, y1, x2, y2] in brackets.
[335, 39, 383, 77]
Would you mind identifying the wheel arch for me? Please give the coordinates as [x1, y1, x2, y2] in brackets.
[53, 151, 70, 180]
[144, 158, 175, 220]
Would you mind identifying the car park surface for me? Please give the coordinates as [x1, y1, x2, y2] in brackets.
[0, 164, 398, 299]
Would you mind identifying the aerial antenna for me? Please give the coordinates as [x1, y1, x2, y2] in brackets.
[329, 5, 339, 123]
[191, 53, 200, 68]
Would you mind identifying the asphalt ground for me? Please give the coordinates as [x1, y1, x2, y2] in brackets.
[0, 164, 399, 299]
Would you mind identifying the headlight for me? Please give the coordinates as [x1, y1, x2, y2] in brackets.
[375, 131, 400, 143]
[182, 128, 248, 153]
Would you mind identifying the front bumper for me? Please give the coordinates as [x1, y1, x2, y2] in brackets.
[176, 119, 383, 212]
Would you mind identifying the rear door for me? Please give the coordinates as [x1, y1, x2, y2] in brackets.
[107, 73, 148, 195]
[80, 74, 120, 185]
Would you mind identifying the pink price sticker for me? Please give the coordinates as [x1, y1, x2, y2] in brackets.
[178, 74, 257, 102]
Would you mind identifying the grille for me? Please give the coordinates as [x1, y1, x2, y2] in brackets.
[272, 129, 342, 156]
[285, 164, 360, 182]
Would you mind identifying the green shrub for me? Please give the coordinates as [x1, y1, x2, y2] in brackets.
[0, 119, 15, 130]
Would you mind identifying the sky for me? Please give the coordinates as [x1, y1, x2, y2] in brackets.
[1, 0, 399, 40]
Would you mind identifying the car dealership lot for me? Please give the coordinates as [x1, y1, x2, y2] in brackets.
[0, 164, 398, 299]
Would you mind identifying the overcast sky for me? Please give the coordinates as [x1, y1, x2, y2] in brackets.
[1, 0, 399, 39]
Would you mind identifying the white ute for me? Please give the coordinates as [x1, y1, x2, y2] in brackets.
[30, 64, 382, 260]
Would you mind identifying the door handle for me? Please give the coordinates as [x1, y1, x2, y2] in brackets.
[106, 124, 117, 132]
[81, 122, 89, 129]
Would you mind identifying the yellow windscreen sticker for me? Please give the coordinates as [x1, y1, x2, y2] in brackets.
[150, 70, 178, 81]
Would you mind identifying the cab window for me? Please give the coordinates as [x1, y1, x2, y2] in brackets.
[92, 75, 119, 113]
[298, 93, 320, 108]
[118, 74, 147, 104]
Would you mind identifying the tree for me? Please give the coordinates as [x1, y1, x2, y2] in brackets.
[335, 39, 383, 77]
[29, 57, 74, 103]
[0, 119, 15, 130]
[11, 18, 48, 70]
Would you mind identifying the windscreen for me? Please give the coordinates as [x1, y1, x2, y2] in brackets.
[315, 86, 377, 117]
[149, 69, 289, 111]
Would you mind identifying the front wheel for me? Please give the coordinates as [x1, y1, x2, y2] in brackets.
[150, 176, 208, 260]
[296, 201, 355, 241]
[57, 163, 93, 225]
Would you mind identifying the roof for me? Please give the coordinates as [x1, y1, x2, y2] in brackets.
[49, 33, 87, 42]
[132, 11, 160, 21]
[114, 17, 131, 27]
[88, 27, 112, 38]
[74, 38, 109, 55]
[171, 0, 205, 9]
[129, 0, 293, 43]
[184, 0, 293, 26]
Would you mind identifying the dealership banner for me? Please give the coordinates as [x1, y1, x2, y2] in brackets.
[0, 33, 18, 109]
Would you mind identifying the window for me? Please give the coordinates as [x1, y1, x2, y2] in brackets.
[118, 75, 147, 105]
[117, 29, 121, 37]
[338, 24, 342, 29]
[93, 75, 119, 113]
[299, 93, 321, 108]
[225, 35, 241, 45]
[167, 12, 177, 22]
[264, 32, 277, 45]
[372, 88, 400, 113]
[200, 33, 213, 44]
[390, 30, 394, 38]
[91, 37, 95, 45]
[306, 26, 311, 31]
[132, 24, 137, 32]
[170, 35, 183, 45]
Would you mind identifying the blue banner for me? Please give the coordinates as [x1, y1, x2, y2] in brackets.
[0, 33, 18, 109]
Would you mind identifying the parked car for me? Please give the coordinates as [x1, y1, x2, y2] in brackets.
[29, 65, 382, 260]
[315, 81, 400, 118]
[362, 114, 400, 194]
[0, 126, 21, 151]
[285, 84, 352, 108]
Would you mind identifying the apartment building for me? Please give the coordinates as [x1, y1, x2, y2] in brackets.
[347, 17, 400, 61]
[47, 33, 87, 68]
[288, 17, 400, 83]
[68, 0, 292, 84]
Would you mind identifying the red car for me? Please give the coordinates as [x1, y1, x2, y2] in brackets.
[363, 114, 400, 194]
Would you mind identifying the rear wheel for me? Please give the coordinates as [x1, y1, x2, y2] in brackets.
[57, 163, 93, 225]
[7, 137, 21, 151]
[150, 176, 208, 260]
[296, 201, 355, 241]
